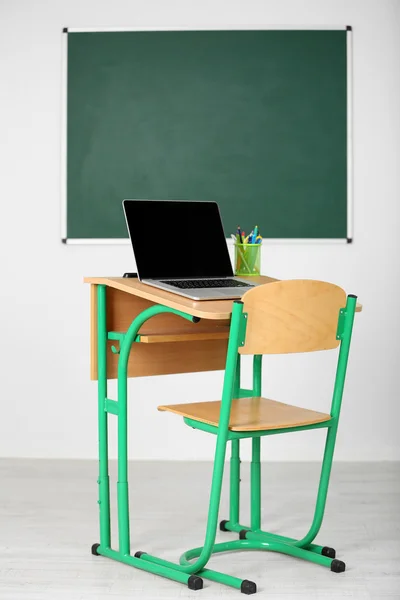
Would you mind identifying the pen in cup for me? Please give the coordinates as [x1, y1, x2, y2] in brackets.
[232, 234, 251, 273]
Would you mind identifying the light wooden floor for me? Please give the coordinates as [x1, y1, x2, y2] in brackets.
[0, 460, 399, 599]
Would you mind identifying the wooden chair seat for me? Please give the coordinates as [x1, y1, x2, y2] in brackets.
[158, 397, 331, 432]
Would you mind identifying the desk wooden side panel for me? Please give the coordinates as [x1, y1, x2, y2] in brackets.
[90, 285, 229, 380]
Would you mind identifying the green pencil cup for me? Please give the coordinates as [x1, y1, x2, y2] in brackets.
[234, 243, 261, 276]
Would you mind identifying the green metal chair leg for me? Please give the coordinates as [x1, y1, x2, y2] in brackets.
[229, 424, 341, 552]
[220, 295, 357, 560]
[220, 425, 341, 560]
[293, 296, 357, 549]
[218, 520, 336, 557]
[293, 424, 339, 548]
[240, 536, 344, 571]
[180, 538, 344, 573]
[238, 529, 336, 558]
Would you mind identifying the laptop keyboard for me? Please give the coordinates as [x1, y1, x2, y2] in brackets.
[161, 279, 251, 290]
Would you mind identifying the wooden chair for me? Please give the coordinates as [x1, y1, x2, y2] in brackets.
[138, 280, 358, 594]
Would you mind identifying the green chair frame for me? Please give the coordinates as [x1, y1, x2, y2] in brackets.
[91, 284, 357, 594]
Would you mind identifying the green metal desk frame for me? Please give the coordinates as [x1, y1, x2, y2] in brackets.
[91, 284, 357, 594]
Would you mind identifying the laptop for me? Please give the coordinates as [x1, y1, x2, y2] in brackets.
[123, 199, 257, 300]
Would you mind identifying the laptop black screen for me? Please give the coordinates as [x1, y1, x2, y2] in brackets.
[123, 200, 234, 280]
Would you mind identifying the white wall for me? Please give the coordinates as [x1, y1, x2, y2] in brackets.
[1, 0, 399, 461]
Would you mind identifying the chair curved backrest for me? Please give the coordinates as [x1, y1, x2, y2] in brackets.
[239, 279, 346, 355]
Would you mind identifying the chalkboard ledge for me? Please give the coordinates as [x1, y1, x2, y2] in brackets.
[62, 238, 352, 245]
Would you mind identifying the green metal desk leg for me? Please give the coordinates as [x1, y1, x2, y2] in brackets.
[117, 356, 130, 555]
[113, 304, 200, 557]
[220, 356, 241, 533]
[250, 355, 262, 531]
[230, 439, 240, 526]
[140, 301, 247, 575]
[251, 437, 261, 531]
[229, 356, 241, 527]
[97, 285, 111, 549]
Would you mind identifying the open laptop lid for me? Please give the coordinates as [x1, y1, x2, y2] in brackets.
[123, 200, 234, 280]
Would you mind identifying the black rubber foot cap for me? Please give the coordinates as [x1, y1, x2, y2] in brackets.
[134, 551, 146, 558]
[239, 529, 248, 540]
[331, 559, 346, 573]
[241, 579, 257, 595]
[91, 543, 100, 556]
[220, 519, 229, 531]
[188, 575, 203, 590]
[322, 546, 336, 559]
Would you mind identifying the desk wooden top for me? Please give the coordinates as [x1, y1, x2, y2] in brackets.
[84, 275, 362, 320]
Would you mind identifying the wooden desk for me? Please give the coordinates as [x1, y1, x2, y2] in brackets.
[84, 275, 361, 380]
[83, 275, 362, 591]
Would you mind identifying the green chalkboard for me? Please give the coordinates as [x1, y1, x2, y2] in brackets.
[66, 29, 348, 240]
